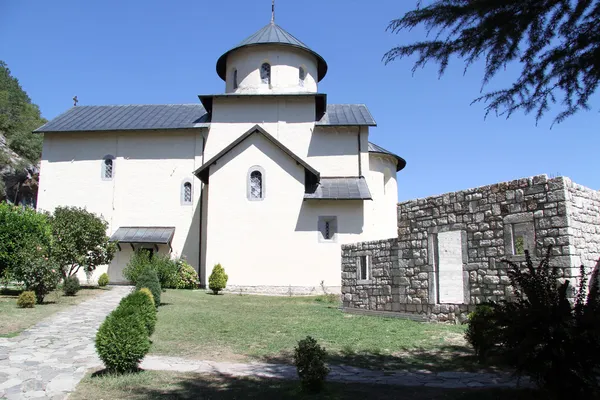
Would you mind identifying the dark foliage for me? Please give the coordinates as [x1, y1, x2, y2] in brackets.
[464, 304, 498, 363]
[486, 248, 600, 398]
[135, 268, 162, 307]
[95, 308, 150, 374]
[293, 336, 330, 393]
[118, 290, 157, 336]
[63, 275, 80, 296]
[385, 1, 600, 125]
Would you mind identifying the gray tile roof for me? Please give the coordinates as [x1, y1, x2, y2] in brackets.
[34, 104, 210, 133]
[109, 227, 176, 244]
[304, 177, 372, 200]
[316, 104, 376, 126]
[35, 103, 377, 133]
[216, 23, 327, 82]
[368, 142, 407, 172]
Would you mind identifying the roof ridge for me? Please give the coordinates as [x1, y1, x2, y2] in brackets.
[73, 103, 203, 107]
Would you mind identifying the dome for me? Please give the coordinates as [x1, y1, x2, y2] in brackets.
[216, 22, 328, 82]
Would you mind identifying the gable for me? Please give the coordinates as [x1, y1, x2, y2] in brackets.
[193, 125, 320, 186]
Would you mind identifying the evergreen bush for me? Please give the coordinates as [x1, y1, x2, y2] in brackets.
[138, 287, 155, 307]
[293, 336, 329, 393]
[175, 260, 199, 289]
[135, 268, 161, 306]
[464, 304, 497, 363]
[118, 290, 157, 335]
[63, 275, 80, 296]
[95, 310, 150, 373]
[123, 250, 178, 288]
[16, 291, 35, 308]
[208, 263, 228, 295]
[98, 272, 109, 287]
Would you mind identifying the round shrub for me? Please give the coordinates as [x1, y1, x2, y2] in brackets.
[138, 287, 155, 307]
[17, 291, 36, 308]
[175, 261, 199, 289]
[208, 263, 228, 295]
[118, 290, 157, 335]
[98, 273, 109, 287]
[17, 255, 61, 304]
[465, 304, 498, 363]
[63, 275, 81, 296]
[135, 268, 161, 306]
[95, 310, 150, 373]
[293, 336, 330, 393]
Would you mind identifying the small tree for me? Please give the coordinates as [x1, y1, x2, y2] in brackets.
[50, 206, 116, 280]
[0, 203, 52, 279]
[208, 263, 228, 295]
[293, 336, 330, 393]
[15, 252, 61, 303]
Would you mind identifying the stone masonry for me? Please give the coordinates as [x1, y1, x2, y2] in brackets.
[342, 175, 600, 323]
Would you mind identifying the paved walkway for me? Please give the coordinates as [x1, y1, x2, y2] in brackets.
[141, 356, 530, 389]
[0, 286, 131, 400]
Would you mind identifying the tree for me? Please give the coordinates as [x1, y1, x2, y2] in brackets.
[50, 206, 116, 279]
[0, 61, 46, 162]
[384, 1, 600, 125]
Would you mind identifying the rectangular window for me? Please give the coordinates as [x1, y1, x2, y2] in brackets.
[318, 216, 337, 243]
[358, 255, 369, 280]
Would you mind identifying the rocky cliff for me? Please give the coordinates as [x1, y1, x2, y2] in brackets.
[0, 133, 39, 206]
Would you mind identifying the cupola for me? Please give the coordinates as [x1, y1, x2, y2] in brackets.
[216, 18, 328, 94]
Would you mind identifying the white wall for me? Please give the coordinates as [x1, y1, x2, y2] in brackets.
[366, 154, 399, 239]
[203, 132, 366, 289]
[225, 45, 318, 94]
[37, 129, 204, 283]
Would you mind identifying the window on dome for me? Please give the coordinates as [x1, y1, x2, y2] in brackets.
[233, 69, 238, 90]
[299, 67, 306, 86]
[260, 63, 271, 85]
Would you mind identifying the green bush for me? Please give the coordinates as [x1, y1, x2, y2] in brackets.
[487, 248, 600, 397]
[63, 275, 81, 296]
[98, 272, 109, 287]
[208, 263, 228, 295]
[175, 260, 198, 289]
[95, 309, 150, 374]
[118, 290, 157, 335]
[16, 255, 60, 304]
[138, 287, 155, 307]
[0, 203, 52, 279]
[17, 291, 36, 308]
[135, 268, 161, 306]
[293, 336, 330, 393]
[123, 250, 178, 288]
[464, 304, 497, 363]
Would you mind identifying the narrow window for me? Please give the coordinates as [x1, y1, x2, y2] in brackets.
[260, 63, 271, 85]
[358, 255, 369, 280]
[299, 66, 306, 86]
[182, 182, 192, 204]
[102, 155, 115, 180]
[250, 171, 262, 199]
[233, 69, 238, 90]
[318, 216, 337, 243]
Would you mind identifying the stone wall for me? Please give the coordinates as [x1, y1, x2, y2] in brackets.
[342, 175, 600, 322]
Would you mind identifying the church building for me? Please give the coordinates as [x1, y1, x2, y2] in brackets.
[34, 17, 406, 293]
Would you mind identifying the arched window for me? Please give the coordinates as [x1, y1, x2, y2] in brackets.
[181, 180, 193, 205]
[247, 166, 265, 201]
[233, 69, 238, 90]
[299, 66, 306, 86]
[260, 63, 271, 85]
[102, 155, 115, 180]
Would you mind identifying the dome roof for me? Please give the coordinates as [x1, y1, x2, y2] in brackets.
[216, 23, 328, 82]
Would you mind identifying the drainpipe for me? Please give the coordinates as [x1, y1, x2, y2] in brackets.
[357, 126, 362, 176]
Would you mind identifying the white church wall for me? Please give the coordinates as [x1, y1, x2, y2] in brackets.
[366, 154, 399, 240]
[203, 132, 365, 292]
[225, 45, 318, 93]
[37, 129, 204, 283]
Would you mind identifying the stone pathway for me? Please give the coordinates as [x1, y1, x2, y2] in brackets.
[141, 355, 531, 389]
[0, 286, 131, 400]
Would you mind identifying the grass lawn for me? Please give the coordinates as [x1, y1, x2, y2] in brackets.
[0, 286, 109, 337]
[151, 290, 481, 371]
[71, 370, 541, 400]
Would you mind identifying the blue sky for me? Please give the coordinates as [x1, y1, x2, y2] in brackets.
[1, 0, 597, 201]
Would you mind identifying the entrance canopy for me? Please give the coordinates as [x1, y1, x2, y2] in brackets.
[109, 227, 176, 252]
